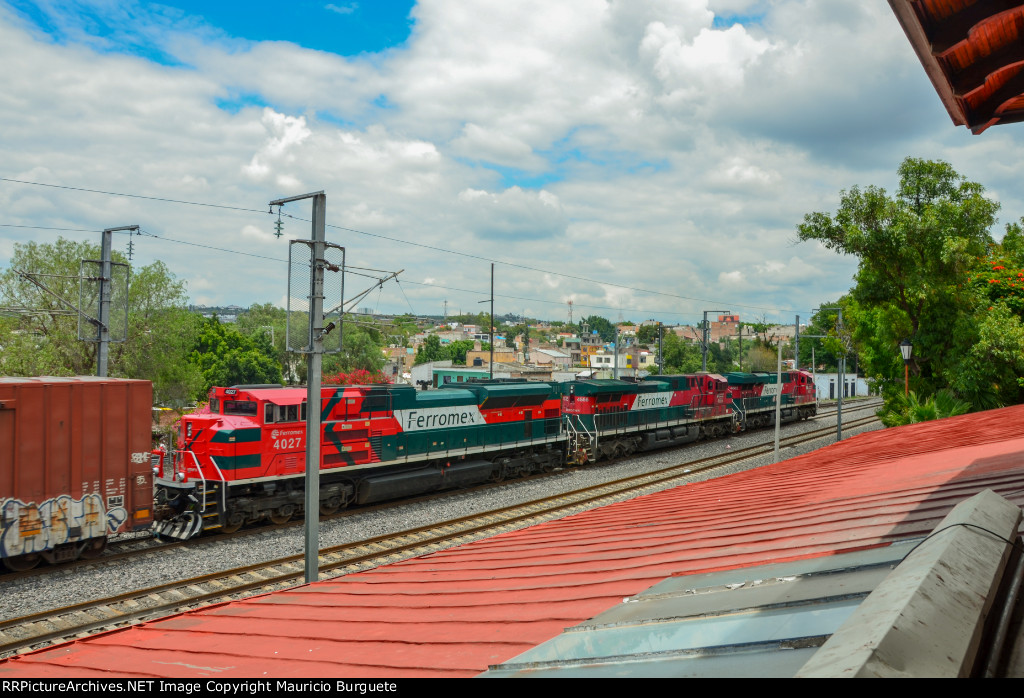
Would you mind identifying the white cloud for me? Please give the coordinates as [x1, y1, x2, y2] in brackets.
[325, 3, 359, 16]
[456, 186, 568, 241]
[1, 0, 1020, 327]
[243, 109, 312, 181]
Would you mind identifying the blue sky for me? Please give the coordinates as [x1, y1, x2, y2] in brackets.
[8, 0, 417, 56]
[1, 0, 1021, 327]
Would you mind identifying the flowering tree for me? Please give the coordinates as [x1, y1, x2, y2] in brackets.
[323, 369, 391, 385]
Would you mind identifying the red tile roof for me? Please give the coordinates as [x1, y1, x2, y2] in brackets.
[5, 405, 1024, 678]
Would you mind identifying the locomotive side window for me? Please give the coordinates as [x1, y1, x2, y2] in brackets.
[266, 403, 303, 423]
[361, 395, 390, 412]
[210, 398, 220, 413]
[223, 400, 258, 416]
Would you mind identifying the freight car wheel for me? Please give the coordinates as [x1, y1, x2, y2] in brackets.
[79, 538, 108, 560]
[3, 553, 41, 572]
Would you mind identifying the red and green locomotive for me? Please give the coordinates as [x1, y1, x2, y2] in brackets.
[724, 370, 818, 429]
[154, 371, 817, 540]
[153, 381, 563, 539]
[562, 374, 733, 463]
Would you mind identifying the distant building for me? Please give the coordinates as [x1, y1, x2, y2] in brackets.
[533, 348, 571, 368]
[580, 332, 602, 367]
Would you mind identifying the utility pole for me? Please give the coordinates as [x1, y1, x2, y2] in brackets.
[613, 326, 620, 380]
[812, 307, 845, 442]
[272, 191, 337, 585]
[493, 264, 497, 378]
[730, 326, 745, 372]
[96, 225, 137, 377]
[658, 322, 663, 374]
[737, 322, 745, 372]
[701, 310, 728, 372]
[794, 315, 800, 369]
[97, 226, 112, 378]
[774, 333, 782, 462]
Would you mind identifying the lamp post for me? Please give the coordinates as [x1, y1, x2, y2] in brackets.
[899, 339, 913, 396]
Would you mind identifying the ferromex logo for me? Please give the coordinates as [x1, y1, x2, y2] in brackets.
[394, 406, 486, 432]
[631, 392, 673, 410]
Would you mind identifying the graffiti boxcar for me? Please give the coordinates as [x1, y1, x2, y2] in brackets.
[0, 377, 154, 571]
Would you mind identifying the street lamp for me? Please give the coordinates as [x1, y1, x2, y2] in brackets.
[899, 339, 913, 396]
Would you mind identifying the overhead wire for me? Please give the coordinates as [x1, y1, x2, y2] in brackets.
[2, 177, 803, 319]
[3, 220, 819, 324]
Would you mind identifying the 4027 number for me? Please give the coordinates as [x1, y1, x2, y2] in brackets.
[273, 437, 303, 450]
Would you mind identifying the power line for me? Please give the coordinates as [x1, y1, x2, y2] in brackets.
[0, 178, 264, 214]
[2, 177, 803, 317]
[2, 218, 805, 322]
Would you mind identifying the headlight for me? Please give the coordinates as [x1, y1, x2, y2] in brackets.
[175, 472, 185, 482]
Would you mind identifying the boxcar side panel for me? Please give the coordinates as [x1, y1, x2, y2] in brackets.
[0, 377, 154, 567]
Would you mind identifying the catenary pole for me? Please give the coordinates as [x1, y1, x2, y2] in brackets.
[270, 190, 327, 584]
[96, 225, 137, 377]
[774, 336, 782, 462]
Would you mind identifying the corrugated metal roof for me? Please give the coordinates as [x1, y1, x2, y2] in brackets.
[4, 405, 1024, 678]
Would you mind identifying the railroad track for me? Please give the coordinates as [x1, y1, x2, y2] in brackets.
[0, 411, 880, 658]
[2, 399, 882, 583]
[4, 399, 881, 583]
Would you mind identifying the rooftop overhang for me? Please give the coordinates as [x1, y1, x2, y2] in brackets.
[889, 0, 1024, 134]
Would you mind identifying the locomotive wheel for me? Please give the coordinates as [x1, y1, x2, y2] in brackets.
[269, 506, 294, 525]
[4, 553, 41, 572]
[79, 538, 108, 560]
[221, 512, 245, 534]
[319, 497, 342, 516]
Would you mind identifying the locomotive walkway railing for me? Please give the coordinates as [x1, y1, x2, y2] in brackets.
[171, 450, 226, 514]
[564, 414, 596, 463]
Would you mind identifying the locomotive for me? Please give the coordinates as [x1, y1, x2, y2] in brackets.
[152, 370, 817, 540]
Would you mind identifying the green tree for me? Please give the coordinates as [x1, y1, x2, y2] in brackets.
[581, 315, 615, 343]
[707, 341, 737, 374]
[636, 323, 660, 345]
[660, 332, 702, 373]
[414, 334, 449, 365]
[446, 339, 478, 365]
[797, 303, 849, 372]
[112, 261, 204, 407]
[189, 316, 282, 397]
[0, 238, 203, 405]
[798, 158, 1000, 408]
[323, 324, 386, 374]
